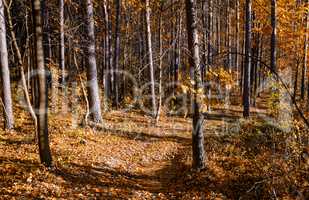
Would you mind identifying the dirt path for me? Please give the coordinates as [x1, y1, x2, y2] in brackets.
[3, 92, 303, 199]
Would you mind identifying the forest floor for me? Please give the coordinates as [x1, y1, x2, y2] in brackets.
[0, 92, 309, 199]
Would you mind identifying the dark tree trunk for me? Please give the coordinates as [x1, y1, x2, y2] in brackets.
[201, 0, 207, 75]
[243, 0, 252, 118]
[216, 0, 221, 54]
[185, 0, 205, 170]
[0, 0, 14, 130]
[41, 0, 52, 62]
[85, 0, 103, 123]
[32, 0, 52, 167]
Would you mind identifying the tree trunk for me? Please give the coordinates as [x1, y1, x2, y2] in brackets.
[216, 0, 221, 54]
[185, 0, 205, 170]
[59, 0, 65, 85]
[85, 0, 103, 123]
[304, 0, 309, 104]
[5, 1, 37, 131]
[236, 0, 240, 85]
[294, 62, 299, 99]
[271, 0, 277, 73]
[113, 0, 121, 108]
[227, 0, 232, 72]
[145, 0, 157, 117]
[32, 0, 52, 167]
[243, 0, 252, 118]
[156, 4, 163, 123]
[0, 0, 14, 130]
[41, 0, 52, 62]
[103, 0, 111, 106]
[208, 0, 213, 65]
[202, 0, 207, 75]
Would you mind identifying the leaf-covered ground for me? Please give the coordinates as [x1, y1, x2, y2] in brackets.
[0, 93, 309, 199]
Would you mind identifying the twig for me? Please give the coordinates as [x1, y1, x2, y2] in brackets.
[246, 179, 268, 193]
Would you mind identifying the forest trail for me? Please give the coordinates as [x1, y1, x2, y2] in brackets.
[94, 92, 272, 199]
[1, 92, 307, 199]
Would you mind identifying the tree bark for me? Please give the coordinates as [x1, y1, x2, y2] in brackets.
[236, 0, 240, 85]
[243, 0, 252, 118]
[113, 0, 121, 108]
[41, 0, 52, 62]
[208, 0, 213, 65]
[270, 0, 277, 73]
[185, 0, 205, 170]
[145, 0, 157, 117]
[32, 0, 52, 167]
[5, 1, 37, 131]
[59, 0, 65, 85]
[227, 0, 232, 72]
[156, 3, 163, 123]
[85, 0, 103, 123]
[0, 0, 14, 130]
[304, 0, 309, 104]
[103, 0, 111, 107]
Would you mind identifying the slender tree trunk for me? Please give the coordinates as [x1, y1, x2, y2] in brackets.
[236, 0, 240, 85]
[113, 0, 121, 108]
[174, 10, 181, 85]
[5, 1, 37, 131]
[240, 27, 246, 92]
[252, 32, 261, 106]
[294, 62, 299, 99]
[270, 0, 279, 112]
[85, 0, 103, 123]
[271, 0, 277, 74]
[304, 0, 309, 104]
[0, 0, 14, 130]
[41, 0, 52, 62]
[243, 0, 252, 118]
[145, 0, 157, 117]
[216, 0, 221, 54]
[208, 0, 213, 65]
[227, 0, 232, 72]
[103, 0, 111, 105]
[202, 0, 207, 76]
[108, 2, 113, 97]
[32, 0, 52, 166]
[257, 35, 263, 97]
[185, 0, 205, 170]
[59, 0, 65, 85]
[156, 4, 163, 123]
